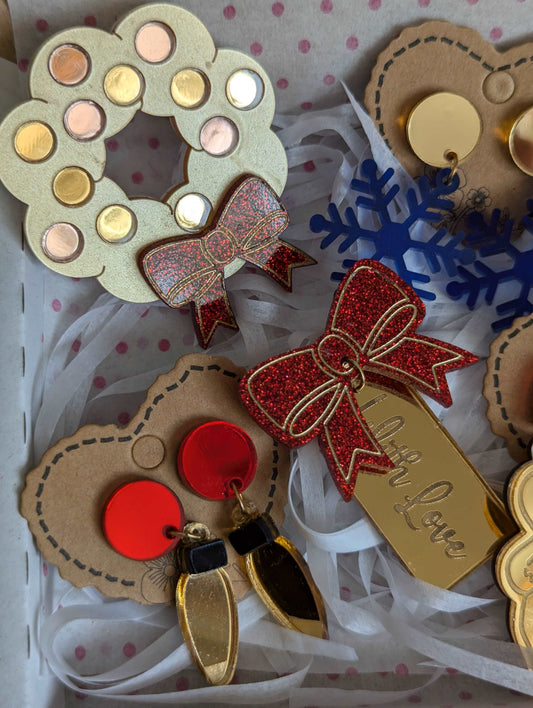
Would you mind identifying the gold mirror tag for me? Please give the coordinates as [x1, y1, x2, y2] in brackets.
[244, 534, 328, 639]
[176, 567, 238, 686]
[496, 460, 533, 661]
[406, 92, 481, 167]
[353, 384, 516, 588]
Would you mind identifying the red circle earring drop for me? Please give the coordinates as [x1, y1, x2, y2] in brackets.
[177, 420, 257, 500]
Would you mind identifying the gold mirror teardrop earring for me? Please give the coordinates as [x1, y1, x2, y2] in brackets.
[228, 481, 328, 639]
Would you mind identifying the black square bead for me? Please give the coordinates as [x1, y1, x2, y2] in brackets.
[229, 514, 279, 556]
[179, 538, 228, 575]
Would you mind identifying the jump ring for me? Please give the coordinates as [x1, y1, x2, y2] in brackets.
[230, 481, 248, 514]
[444, 150, 458, 185]
[341, 357, 366, 393]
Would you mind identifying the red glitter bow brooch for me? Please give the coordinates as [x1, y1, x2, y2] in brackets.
[239, 259, 478, 501]
[140, 175, 314, 348]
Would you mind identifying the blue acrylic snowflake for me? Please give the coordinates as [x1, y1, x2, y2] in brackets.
[447, 200, 533, 331]
[310, 158, 475, 300]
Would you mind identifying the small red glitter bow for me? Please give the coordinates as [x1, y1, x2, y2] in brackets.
[239, 259, 478, 501]
[140, 175, 314, 348]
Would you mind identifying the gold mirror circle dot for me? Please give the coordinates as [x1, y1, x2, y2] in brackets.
[48, 44, 90, 86]
[406, 92, 482, 168]
[14, 121, 55, 163]
[509, 107, 533, 176]
[104, 65, 144, 106]
[135, 22, 176, 64]
[171, 69, 209, 109]
[226, 69, 264, 110]
[175, 193, 211, 231]
[64, 100, 105, 141]
[42, 222, 84, 262]
[199, 117, 239, 157]
[96, 204, 136, 243]
[53, 167, 94, 206]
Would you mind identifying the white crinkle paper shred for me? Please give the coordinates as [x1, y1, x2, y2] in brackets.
[32, 87, 533, 705]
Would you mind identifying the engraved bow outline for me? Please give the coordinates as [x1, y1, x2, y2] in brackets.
[163, 207, 289, 306]
[141, 175, 314, 348]
[241, 260, 478, 499]
[267, 272, 467, 439]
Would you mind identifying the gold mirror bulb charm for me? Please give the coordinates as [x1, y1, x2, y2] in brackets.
[229, 489, 328, 640]
[174, 522, 238, 686]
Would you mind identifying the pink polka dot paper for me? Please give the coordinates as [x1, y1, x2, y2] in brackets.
[9, 0, 532, 113]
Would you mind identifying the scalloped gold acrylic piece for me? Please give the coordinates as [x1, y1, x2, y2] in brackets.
[496, 460, 533, 660]
[0, 3, 287, 304]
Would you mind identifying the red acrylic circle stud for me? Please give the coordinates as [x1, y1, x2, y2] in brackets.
[177, 421, 257, 500]
[103, 479, 184, 560]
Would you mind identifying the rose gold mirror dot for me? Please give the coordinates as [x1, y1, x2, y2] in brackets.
[49, 44, 90, 86]
[64, 100, 105, 141]
[42, 223, 83, 262]
[199, 117, 239, 157]
[135, 22, 175, 63]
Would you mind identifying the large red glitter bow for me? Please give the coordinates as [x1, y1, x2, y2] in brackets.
[239, 260, 478, 501]
[140, 175, 314, 348]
